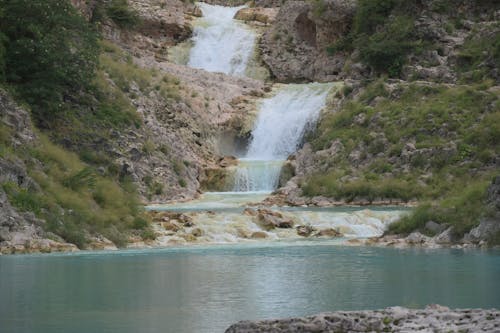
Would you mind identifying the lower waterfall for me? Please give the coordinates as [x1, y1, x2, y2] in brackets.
[232, 83, 333, 192]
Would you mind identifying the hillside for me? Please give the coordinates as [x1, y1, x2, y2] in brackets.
[0, 0, 498, 253]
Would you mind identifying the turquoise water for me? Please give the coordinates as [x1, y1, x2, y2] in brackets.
[1, 245, 499, 333]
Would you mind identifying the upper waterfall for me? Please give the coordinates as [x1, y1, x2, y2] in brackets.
[188, 3, 256, 76]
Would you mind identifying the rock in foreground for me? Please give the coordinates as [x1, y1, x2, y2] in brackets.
[225, 305, 500, 333]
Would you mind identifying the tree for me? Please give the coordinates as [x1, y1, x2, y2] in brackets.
[0, 0, 99, 123]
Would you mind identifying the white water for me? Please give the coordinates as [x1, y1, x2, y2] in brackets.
[232, 83, 332, 192]
[187, 3, 256, 75]
[158, 5, 406, 242]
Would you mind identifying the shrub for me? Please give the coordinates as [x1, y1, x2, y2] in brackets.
[106, 0, 140, 29]
[0, 0, 99, 122]
[356, 16, 417, 76]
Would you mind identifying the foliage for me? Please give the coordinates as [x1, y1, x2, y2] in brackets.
[356, 16, 418, 76]
[106, 0, 140, 29]
[328, 0, 422, 76]
[304, 81, 499, 205]
[352, 0, 398, 35]
[0, 0, 99, 122]
[456, 27, 500, 83]
[3, 135, 150, 248]
[388, 181, 490, 236]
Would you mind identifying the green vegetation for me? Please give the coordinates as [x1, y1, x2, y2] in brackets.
[105, 0, 140, 29]
[456, 26, 500, 83]
[0, 0, 99, 123]
[303, 80, 499, 234]
[387, 181, 491, 236]
[3, 135, 152, 248]
[0, 0, 161, 248]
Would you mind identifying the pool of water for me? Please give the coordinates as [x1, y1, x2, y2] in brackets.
[1, 244, 499, 333]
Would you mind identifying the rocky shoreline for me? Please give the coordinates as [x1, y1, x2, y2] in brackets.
[225, 305, 500, 333]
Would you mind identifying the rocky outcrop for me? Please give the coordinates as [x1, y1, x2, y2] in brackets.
[256, 209, 294, 230]
[234, 7, 279, 25]
[130, 0, 193, 43]
[259, 0, 358, 82]
[225, 305, 500, 333]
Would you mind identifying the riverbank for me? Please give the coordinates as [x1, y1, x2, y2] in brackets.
[225, 305, 500, 333]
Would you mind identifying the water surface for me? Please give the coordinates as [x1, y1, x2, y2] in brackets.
[1, 245, 499, 333]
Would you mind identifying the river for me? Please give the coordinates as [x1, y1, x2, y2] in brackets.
[1, 245, 499, 333]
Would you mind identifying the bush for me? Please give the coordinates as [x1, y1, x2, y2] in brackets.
[106, 0, 140, 29]
[0, 0, 99, 122]
[353, 0, 398, 35]
[356, 16, 417, 76]
[388, 181, 490, 237]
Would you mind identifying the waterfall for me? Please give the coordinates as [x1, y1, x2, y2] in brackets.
[185, 4, 332, 193]
[187, 3, 256, 76]
[232, 83, 332, 192]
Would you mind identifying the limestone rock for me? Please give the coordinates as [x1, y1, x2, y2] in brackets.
[251, 231, 268, 239]
[225, 306, 500, 333]
[234, 7, 278, 25]
[296, 225, 316, 237]
[314, 228, 342, 238]
[256, 209, 294, 230]
[259, 0, 356, 82]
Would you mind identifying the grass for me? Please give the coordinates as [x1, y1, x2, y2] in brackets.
[388, 180, 491, 236]
[3, 134, 151, 248]
[106, 0, 140, 29]
[302, 80, 499, 237]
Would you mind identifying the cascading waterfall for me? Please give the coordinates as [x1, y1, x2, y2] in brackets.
[232, 83, 332, 192]
[188, 3, 256, 76]
[151, 3, 409, 243]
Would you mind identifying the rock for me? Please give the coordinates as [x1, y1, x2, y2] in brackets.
[162, 221, 182, 232]
[225, 306, 500, 333]
[243, 208, 258, 216]
[465, 220, 500, 244]
[425, 220, 446, 234]
[191, 227, 203, 237]
[405, 232, 431, 245]
[87, 235, 118, 251]
[130, 0, 192, 44]
[250, 231, 268, 239]
[234, 7, 278, 25]
[296, 225, 316, 237]
[256, 209, 294, 230]
[219, 156, 238, 167]
[434, 227, 455, 245]
[187, 5, 203, 17]
[259, 0, 356, 81]
[310, 196, 331, 207]
[314, 228, 342, 238]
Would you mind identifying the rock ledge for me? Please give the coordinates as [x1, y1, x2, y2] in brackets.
[225, 305, 500, 333]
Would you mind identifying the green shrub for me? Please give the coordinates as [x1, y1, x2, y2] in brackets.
[353, 0, 398, 35]
[388, 181, 490, 237]
[0, 0, 99, 122]
[106, 0, 140, 29]
[356, 16, 417, 76]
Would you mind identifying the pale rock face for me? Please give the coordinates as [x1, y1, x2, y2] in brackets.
[259, 0, 357, 82]
[225, 306, 500, 333]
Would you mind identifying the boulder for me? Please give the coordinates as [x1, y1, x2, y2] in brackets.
[314, 228, 342, 238]
[464, 220, 500, 244]
[234, 7, 278, 25]
[406, 232, 431, 245]
[296, 225, 316, 237]
[251, 231, 268, 239]
[425, 220, 447, 235]
[256, 209, 294, 230]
